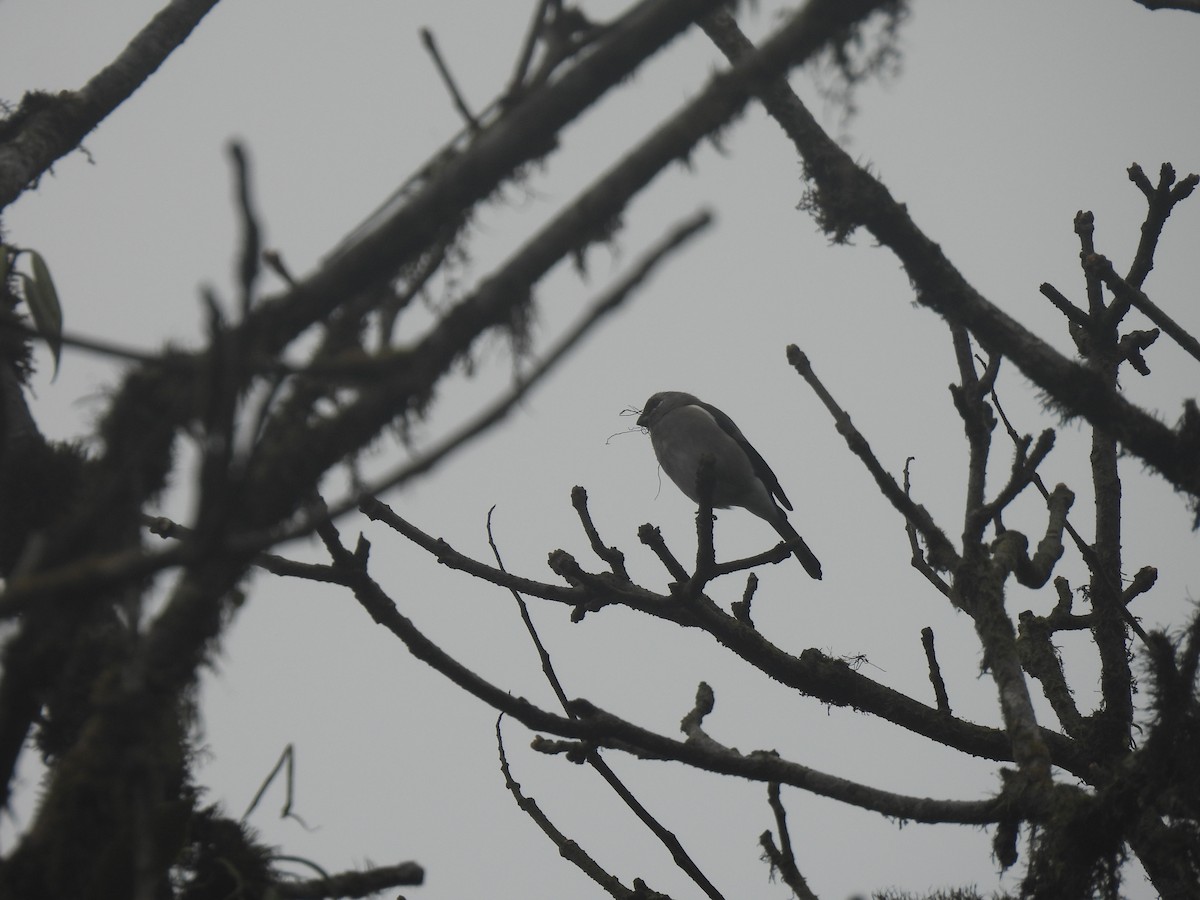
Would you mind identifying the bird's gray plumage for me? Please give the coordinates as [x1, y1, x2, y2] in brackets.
[637, 391, 822, 579]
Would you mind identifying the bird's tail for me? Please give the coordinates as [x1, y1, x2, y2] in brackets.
[775, 517, 822, 580]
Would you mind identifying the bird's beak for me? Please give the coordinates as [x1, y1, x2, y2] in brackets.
[635, 411, 649, 428]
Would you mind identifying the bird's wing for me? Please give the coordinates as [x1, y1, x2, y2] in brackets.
[696, 399, 793, 511]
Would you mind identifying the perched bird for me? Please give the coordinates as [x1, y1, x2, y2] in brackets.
[636, 391, 822, 579]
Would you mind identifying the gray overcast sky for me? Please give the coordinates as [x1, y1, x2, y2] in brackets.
[3, 1, 1199, 898]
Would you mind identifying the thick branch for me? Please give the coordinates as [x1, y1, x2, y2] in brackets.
[0, 0, 221, 210]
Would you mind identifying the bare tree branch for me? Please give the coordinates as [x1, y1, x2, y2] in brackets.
[497, 720, 667, 900]
[238, 0, 899, 362]
[366, 498, 1092, 777]
[1129, 0, 1200, 15]
[921, 627, 952, 716]
[274, 861, 425, 899]
[701, 7, 1200, 504]
[759, 783, 818, 900]
[787, 344, 960, 573]
[420, 27, 481, 132]
[0, 0, 222, 210]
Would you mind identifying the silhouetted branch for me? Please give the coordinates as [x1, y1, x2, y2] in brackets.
[1071, 212, 1137, 760]
[787, 344, 960, 572]
[689, 455, 718, 590]
[989, 382, 1152, 645]
[497, 720, 662, 900]
[539, 700, 1007, 824]
[420, 27, 480, 132]
[759, 782, 818, 900]
[730, 573, 758, 626]
[370, 499, 1091, 777]
[921, 627, 952, 716]
[506, 0, 555, 99]
[1011, 483, 1072, 589]
[311, 208, 713, 507]
[1125, 162, 1199, 288]
[0, 0, 222, 210]
[489, 509, 724, 900]
[679, 682, 723, 753]
[1040, 282, 1090, 328]
[979, 427, 1055, 530]
[594, 744, 728, 899]
[1085, 252, 1200, 365]
[572, 487, 631, 580]
[1017, 612, 1084, 737]
[487, 507, 571, 714]
[638, 523, 690, 583]
[1130, 0, 1200, 11]
[903, 458, 953, 598]
[277, 521, 1015, 826]
[241, 0, 897, 363]
[950, 326, 997, 546]
[228, 141, 262, 315]
[962, 561, 1053, 784]
[702, 7, 1200, 502]
[274, 861, 425, 899]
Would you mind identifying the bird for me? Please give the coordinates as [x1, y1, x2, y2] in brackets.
[636, 391, 822, 579]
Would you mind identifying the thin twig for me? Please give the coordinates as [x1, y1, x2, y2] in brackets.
[495, 719, 652, 900]
[903, 458, 953, 598]
[420, 27, 480, 132]
[787, 344, 960, 572]
[228, 141, 261, 315]
[505, 0, 555, 100]
[760, 782, 818, 900]
[571, 486, 630, 580]
[487, 510, 725, 900]
[487, 506, 571, 712]
[241, 744, 309, 828]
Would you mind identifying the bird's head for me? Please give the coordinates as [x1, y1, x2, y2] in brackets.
[636, 391, 701, 429]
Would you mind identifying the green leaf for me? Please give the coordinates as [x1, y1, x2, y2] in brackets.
[22, 250, 64, 378]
